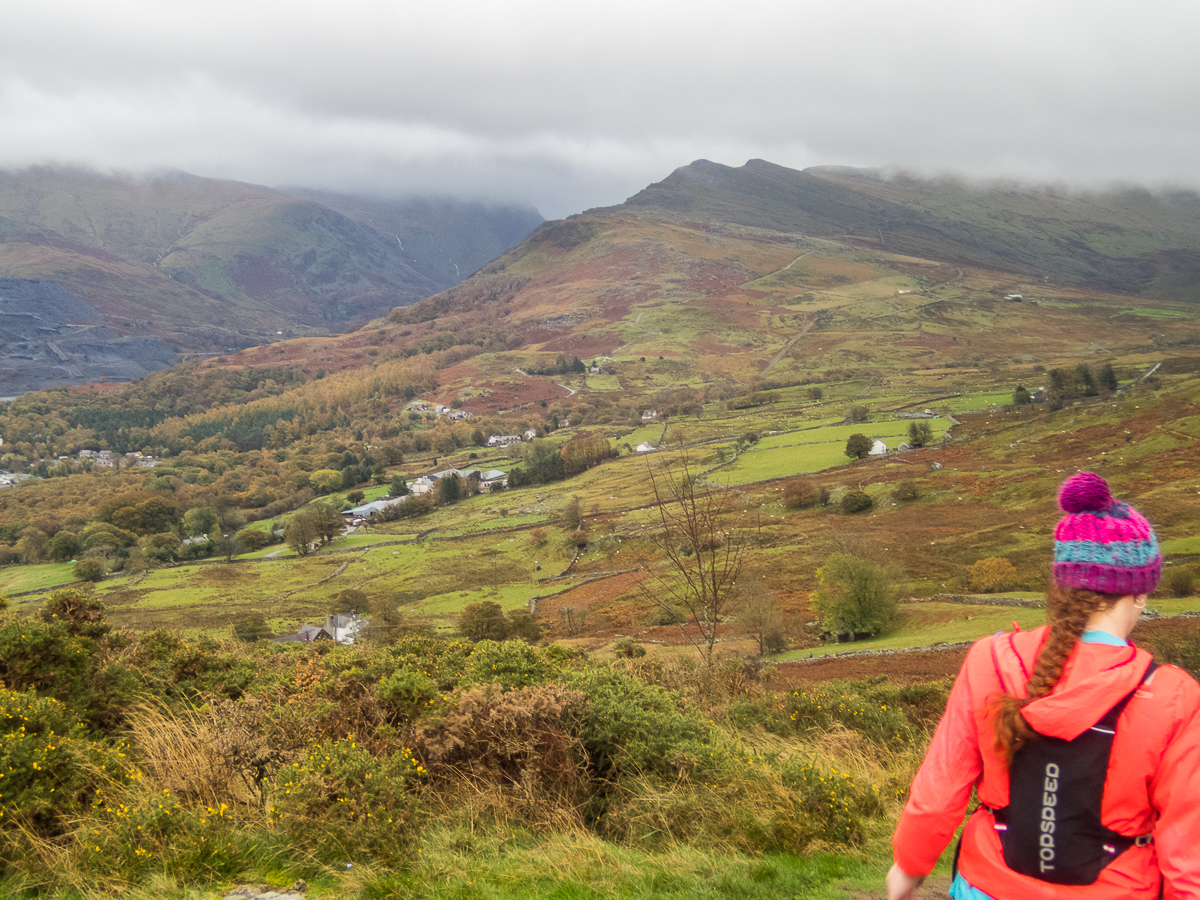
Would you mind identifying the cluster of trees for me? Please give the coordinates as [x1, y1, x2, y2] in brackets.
[524, 354, 587, 376]
[508, 434, 615, 488]
[457, 600, 543, 642]
[1014, 362, 1119, 408]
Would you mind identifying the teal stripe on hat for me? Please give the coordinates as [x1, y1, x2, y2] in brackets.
[1055, 538, 1160, 568]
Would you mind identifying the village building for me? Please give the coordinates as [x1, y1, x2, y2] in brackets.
[478, 469, 509, 491]
[271, 613, 366, 645]
[869, 439, 888, 456]
[487, 434, 522, 448]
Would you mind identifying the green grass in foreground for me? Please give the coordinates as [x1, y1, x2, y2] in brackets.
[780, 602, 1049, 659]
[3, 829, 912, 900]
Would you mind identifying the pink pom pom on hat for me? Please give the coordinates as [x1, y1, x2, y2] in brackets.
[1053, 472, 1161, 595]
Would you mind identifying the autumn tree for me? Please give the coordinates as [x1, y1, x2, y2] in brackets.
[813, 553, 897, 641]
[48, 531, 82, 561]
[284, 514, 318, 556]
[458, 600, 509, 641]
[640, 450, 745, 667]
[968, 557, 1019, 593]
[908, 421, 933, 448]
[739, 581, 787, 655]
[309, 501, 344, 544]
[183, 506, 220, 538]
[845, 433, 871, 459]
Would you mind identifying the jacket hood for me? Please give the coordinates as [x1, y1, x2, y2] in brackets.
[988, 626, 1153, 740]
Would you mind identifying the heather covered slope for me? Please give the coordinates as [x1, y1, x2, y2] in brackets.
[623, 160, 1200, 299]
[347, 161, 1198, 400]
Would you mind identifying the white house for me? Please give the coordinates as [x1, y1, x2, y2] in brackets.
[343, 498, 404, 519]
[479, 469, 509, 491]
[869, 439, 888, 456]
[641, 409, 659, 421]
[635, 442, 657, 453]
[487, 434, 522, 447]
[410, 476, 437, 495]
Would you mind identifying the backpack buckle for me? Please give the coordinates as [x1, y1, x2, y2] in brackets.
[1134, 834, 1153, 847]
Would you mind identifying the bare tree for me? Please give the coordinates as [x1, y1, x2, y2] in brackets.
[640, 450, 746, 667]
[739, 580, 787, 656]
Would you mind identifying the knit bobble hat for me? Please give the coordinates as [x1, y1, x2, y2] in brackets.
[1053, 472, 1161, 595]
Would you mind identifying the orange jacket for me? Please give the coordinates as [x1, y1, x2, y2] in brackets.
[892, 626, 1200, 899]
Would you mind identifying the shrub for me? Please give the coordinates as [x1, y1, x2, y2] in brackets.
[73, 557, 105, 582]
[612, 637, 646, 659]
[569, 668, 711, 782]
[968, 557, 1019, 593]
[1145, 625, 1200, 676]
[413, 683, 586, 792]
[0, 689, 126, 836]
[272, 739, 422, 867]
[781, 759, 879, 845]
[466, 640, 550, 691]
[376, 669, 439, 722]
[892, 481, 919, 502]
[39, 588, 110, 639]
[841, 490, 873, 514]
[784, 686, 916, 744]
[0, 617, 92, 708]
[782, 479, 821, 509]
[1159, 565, 1199, 599]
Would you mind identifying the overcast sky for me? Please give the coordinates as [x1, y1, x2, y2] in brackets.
[2, 0, 1197, 219]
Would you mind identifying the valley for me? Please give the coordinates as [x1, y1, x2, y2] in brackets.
[0, 159, 1198, 900]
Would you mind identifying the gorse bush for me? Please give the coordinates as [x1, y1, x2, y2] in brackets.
[376, 668, 440, 722]
[729, 684, 921, 747]
[466, 639, 553, 691]
[0, 688, 127, 836]
[0, 601, 939, 893]
[272, 738, 423, 867]
[781, 760, 880, 845]
[569, 668, 712, 782]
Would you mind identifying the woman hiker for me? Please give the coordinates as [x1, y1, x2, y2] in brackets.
[887, 472, 1200, 899]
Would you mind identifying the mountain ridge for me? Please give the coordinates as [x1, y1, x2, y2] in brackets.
[0, 166, 543, 392]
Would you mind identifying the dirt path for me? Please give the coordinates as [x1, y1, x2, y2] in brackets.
[762, 319, 815, 374]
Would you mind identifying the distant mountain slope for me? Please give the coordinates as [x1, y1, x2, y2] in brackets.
[276, 159, 1197, 402]
[0, 167, 542, 391]
[281, 188, 543, 293]
[623, 160, 1200, 299]
[0, 279, 178, 396]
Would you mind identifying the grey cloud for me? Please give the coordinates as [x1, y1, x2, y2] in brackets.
[2, 0, 1198, 218]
